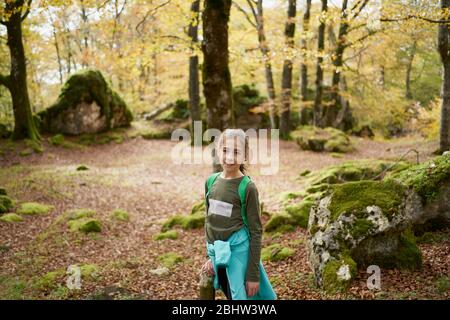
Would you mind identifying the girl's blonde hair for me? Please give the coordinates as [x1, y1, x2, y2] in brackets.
[216, 129, 249, 175]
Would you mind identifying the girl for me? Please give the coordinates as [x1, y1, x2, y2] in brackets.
[200, 129, 276, 300]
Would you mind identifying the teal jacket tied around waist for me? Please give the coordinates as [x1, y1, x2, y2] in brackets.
[206, 227, 277, 300]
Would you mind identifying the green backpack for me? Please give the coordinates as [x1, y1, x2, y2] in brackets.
[205, 172, 252, 238]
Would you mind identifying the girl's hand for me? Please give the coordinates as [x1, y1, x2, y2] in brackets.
[246, 281, 260, 297]
[200, 259, 215, 276]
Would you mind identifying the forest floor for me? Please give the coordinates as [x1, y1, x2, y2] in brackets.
[0, 129, 448, 300]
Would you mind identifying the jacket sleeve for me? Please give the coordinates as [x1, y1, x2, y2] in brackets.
[245, 181, 262, 282]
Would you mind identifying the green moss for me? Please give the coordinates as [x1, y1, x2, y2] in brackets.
[154, 230, 179, 241]
[24, 139, 43, 154]
[110, 209, 130, 222]
[161, 212, 204, 232]
[394, 233, 422, 270]
[351, 218, 375, 238]
[68, 218, 102, 233]
[434, 276, 450, 294]
[386, 155, 450, 203]
[80, 264, 99, 280]
[261, 244, 295, 262]
[322, 254, 357, 293]
[291, 126, 353, 153]
[35, 269, 65, 290]
[66, 208, 96, 220]
[157, 252, 184, 268]
[328, 180, 405, 221]
[141, 129, 171, 140]
[17, 202, 54, 215]
[76, 165, 89, 171]
[416, 231, 449, 244]
[190, 201, 206, 215]
[264, 213, 296, 233]
[0, 213, 23, 223]
[284, 199, 313, 229]
[38, 69, 133, 132]
[19, 148, 33, 157]
[0, 275, 27, 299]
[0, 195, 14, 213]
[0, 187, 6, 195]
[49, 134, 65, 146]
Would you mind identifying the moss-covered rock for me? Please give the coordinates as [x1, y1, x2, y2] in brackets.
[261, 244, 295, 262]
[0, 187, 7, 196]
[154, 230, 178, 241]
[307, 154, 450, 293]
[322, 254, 357, 293]
[0, 195, 14, 213]
[38, 69, 133, 135]
[68, 218, 102, 233]
[110, 209, 130, 222]
[17, 202, 54, 215]
[157, 252, 184, 268]
[0, 213, 23, 223]
[76, 165, 89, 171]
[291, 126, 353, 153]
[35, 269, 65, 290]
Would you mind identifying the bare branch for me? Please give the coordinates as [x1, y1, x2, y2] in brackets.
[381, 14, 450, 24]
[21, 0, 33, 21]
[232, 1, 256, 28]
[136, 0, 171, 35]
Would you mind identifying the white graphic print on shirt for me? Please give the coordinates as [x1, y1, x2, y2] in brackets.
[208, 199, 233, 218]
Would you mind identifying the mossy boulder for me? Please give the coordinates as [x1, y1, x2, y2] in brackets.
[37, 69, 133, 135]
[291, 126, 353, 153]
[157, 252, 184, 268]
[66, 208, 96, 220]
[307, 154, 450, 293]
[0, 213, 23, 223]
[0, 187, 7, 195]
[17, 202, 53, 215]
[266, 159, 410, 233]
[261, 244, 295, 262]
[0, 195, 14, 213]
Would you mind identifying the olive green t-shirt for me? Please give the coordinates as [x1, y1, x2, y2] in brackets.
[204, 174, 262, 282]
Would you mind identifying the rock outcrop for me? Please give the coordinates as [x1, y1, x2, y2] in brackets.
[307, 153, 450, 293]
[38, 70, 133, 135]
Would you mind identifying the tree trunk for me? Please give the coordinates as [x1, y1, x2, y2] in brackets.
[323, 0, 349, 128]
[1, 0, 41, 141]
[313, 0, 328, 128]
[202, 0, 233, 131]
[279, 0, 296, 138]
[300, 0, 312, 101]
[405, 41, 417, 100]
[188, 0, 202, 145]
[438, 0, 450, 152]
[254, 0, 278, 129]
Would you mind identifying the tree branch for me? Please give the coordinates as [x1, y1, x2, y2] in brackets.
[381, 14, 450, 24]
[21, 0, 33, 21]
[232, 1, 256, 28]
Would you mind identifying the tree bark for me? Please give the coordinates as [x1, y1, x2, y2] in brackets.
[253, 0, 278, 129]
[202, 0, 233, 131]
[438, 0, 450, 152]
[405, 41, 417, 99]
[1, 0, 41, 141]
[313, 0, 328, 128]
[323, 0, 349, 127]
[188, 0, 202, 144]
[279, 0, 296, 138]
[300, 0, 312, 101]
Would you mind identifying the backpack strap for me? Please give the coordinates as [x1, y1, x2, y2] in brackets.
[205, 172, 221, 203]
[238, 175, 252, 240]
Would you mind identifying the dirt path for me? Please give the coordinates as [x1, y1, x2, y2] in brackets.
[0, 134, 448, 299]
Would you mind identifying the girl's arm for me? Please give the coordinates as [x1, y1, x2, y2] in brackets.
[245, 182, 263, 283]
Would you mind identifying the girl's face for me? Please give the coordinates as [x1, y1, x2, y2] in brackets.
[218, 136, 245, 173]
